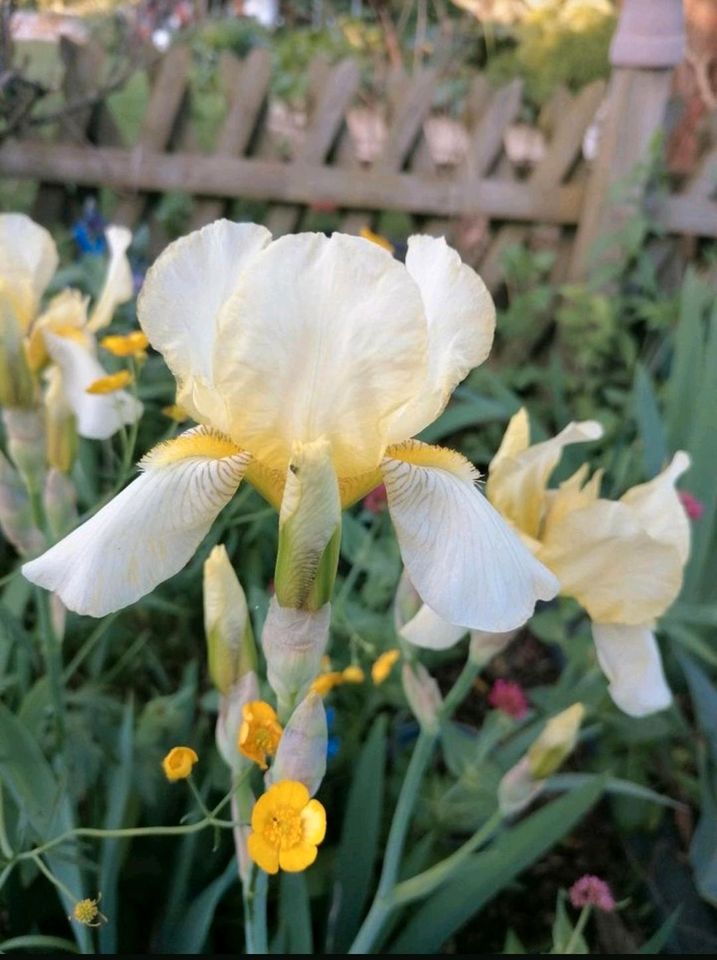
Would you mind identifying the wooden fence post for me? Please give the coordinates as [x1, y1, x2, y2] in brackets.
[569, 0, 686, 280]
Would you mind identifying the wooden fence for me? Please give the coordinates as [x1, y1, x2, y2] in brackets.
[1, 40, 716, 289]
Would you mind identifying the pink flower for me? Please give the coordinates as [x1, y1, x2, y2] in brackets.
[363, 484, 388, 514]
[488, 679, 529, 720]
[569, 875, 616, 912]
[679, 490, 705, 520]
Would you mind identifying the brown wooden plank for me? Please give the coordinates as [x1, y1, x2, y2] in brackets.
[530, 80, 605, 188]
[190, 48, 272, 230]
[680, 144, 717, 198]
[464, 78, 523, 180]
[0, 139, 585, 223]
[341, 67, 437, 236]
[112, 44, 192, 228]
[265, 58, 361, 236]
[569, 68, 673, 280]
[659, 194, 717, 236]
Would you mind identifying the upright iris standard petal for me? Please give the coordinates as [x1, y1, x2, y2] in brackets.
[386, 235, 496, 443]
[43, 330, 143, 440]
[87, 226, 135, 333]
[382, 441, 559, 633]
[620, 451, 691, 563]
[0, 213, 59, 324]
[487, 412, 603, 540]
[213, 232, 428, 476]
[23, 427, 251, 616]
[539, 499, 683, 625]
[138, 220, 272, 429]
[591, 622, 672, 717]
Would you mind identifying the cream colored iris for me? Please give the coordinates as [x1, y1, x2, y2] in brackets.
[0, 213, 141, 437]
[402, 407, 691, 718]
[24, 221, 557, 623]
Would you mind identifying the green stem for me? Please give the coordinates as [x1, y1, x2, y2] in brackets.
[440, 658, 481, 721]
[31, 853, 79, 904]
[391, 809, 503, 906]
[349, 730, 436, 954]
[349, 654, 486, 954]
[35, 585, 66, 746]
[251, 869, 269, 954]
[0, 789, 14, 860]
[565, 904, 592, 953]
[62, 614, 119, 682]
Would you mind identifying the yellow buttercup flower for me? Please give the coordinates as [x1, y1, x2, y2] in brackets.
[85, 370, 134, 394]
[401, 408, 691, 719]
[71, 894, 106, 927]
[342, 665, 365, 683]
[162, 745, 199, 781]
[162, 403, 189, 422]
[247, 780, 326, 874]
[238, 700, 283, 769]
[310, 671, 344, 697]
[371, 649, 400, 685]
[359, 226, 395, 253]
[24, 222, 558, 624]
[101, 331, 149, 357]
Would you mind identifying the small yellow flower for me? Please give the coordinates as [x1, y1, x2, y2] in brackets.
[248, 780, 326, 874]
[162, 403, 190, 423]
[371, 649, 400, 685]
[310, 671, 344, 697]
[162, 746, 199, 781]
[100, 331, 149, 357]
[359, 226, 395, 254]
[85, 369, 133, 395]
[238, 700, 283, 769]
[71, 894, 106, 927]
[342, 665, 365, 684]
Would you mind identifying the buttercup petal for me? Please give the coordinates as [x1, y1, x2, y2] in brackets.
[87, 225, 134, 332]
[487, 414, 603, 539]
[591, 622, 672, 717]
[540, 499, 684, 624]
[279, 843, 318, 873]
[301, 799, 327, 845]
[382, 441, 559, 633]
[247, 833, 280, 874]
[43, 330, 142, 440]
[620, 451, 691, 563]
[400, 602, 469, 650]
[138, 220, 271, 428]
[387, 235, 495, 442]
[23, 427, 250, 616]
[213, 232, 427, 475]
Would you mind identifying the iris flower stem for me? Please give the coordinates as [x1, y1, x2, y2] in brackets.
[35, 584, 66, 746]
[251, 869, 269, 954]
[349, 654, 484, 954]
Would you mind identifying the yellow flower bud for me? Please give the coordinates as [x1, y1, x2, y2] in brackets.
[527, 703, 585, 780]
[342, 665, 365, 684]
[371, 649, 400, 685]
[85, 369, 133, 394]
[162, 746, 198, 781]
[310, 671, 344, 697]
[100, 331, 149, 357]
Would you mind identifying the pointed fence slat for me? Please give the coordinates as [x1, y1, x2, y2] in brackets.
[3, 43, 716, 275]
